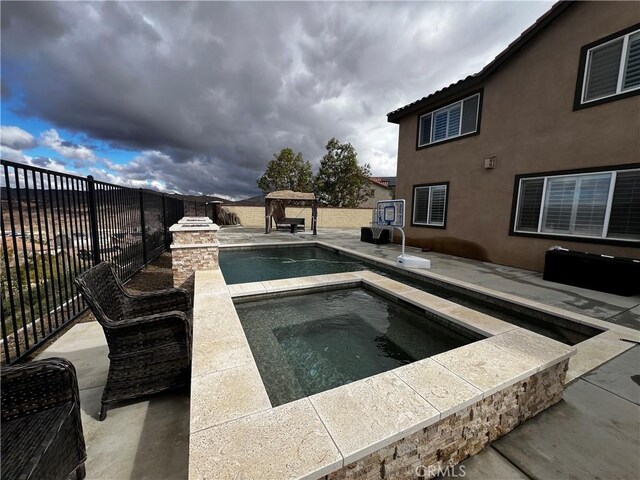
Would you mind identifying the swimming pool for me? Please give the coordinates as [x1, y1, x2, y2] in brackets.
[219, 245, 366, 284]
[220, 245, 601, 345]
[235, 286, 478, 406]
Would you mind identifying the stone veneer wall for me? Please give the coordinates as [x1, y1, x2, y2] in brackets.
[326, 359, 568, 480]
[172, 246, 219, 290]
[171, 222, 219, 291]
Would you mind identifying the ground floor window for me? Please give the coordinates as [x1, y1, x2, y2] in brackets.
[412, 183, 448, 227]
[513, 167, 640, 241]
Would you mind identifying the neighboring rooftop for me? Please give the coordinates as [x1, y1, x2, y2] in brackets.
[370, 176, 396, 188]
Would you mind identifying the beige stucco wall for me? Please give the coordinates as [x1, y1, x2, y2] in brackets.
[394, 2, 640, 271]
[223, 205, 374, 229]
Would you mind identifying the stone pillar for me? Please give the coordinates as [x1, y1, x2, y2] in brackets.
[170, 217, 219, 291]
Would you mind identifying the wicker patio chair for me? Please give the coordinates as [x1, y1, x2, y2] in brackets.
[1, 357, 87, 480]
[74, 262, 192, 420]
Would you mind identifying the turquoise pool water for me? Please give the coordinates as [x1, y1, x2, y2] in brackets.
[219, 246, 366, 284]
[235, 287, 476, 406]
[219, 246, 598, 345]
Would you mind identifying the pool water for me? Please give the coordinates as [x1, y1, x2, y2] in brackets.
[235, 287, 476, 406]
[219, 246, 366, 284]
[220, 246, 597, 345]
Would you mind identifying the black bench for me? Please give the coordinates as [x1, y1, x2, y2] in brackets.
[276, 217, 306, 233]
[544, 247, 640, 296]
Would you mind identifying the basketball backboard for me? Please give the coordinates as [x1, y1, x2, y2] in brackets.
[375, 200, 405, 228]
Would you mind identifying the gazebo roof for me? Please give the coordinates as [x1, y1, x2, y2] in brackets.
[265, 190, 315, 201]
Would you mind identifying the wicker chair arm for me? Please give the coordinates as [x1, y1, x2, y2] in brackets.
[103, 310, 192, 357]
[1, 357, 80, 421]
[126, 288, 191, 317]
[108, 310, 190, 330]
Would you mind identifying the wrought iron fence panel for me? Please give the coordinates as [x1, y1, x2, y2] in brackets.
[1, 159, 184, 364]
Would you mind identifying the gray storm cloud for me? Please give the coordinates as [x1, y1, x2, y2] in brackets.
[1, 1, 552, 198]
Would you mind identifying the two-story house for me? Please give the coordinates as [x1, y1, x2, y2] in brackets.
[387, 1, 639, 272]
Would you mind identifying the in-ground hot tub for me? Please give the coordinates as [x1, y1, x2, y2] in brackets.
[235, 286, 480, 406]
[189, 269, 577, 480]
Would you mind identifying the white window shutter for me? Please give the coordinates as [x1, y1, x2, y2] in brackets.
[623, 32, 640, 90]
[542, 178, 577, 233]
[573, 174, 610, 236]
[429, 186, 447, 225]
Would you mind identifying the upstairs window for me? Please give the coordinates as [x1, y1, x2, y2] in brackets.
[413, 183, 448, 227]
[418, 93, 480, 147]
[581, 28, 640, 104]
[514, 168, 640, 241]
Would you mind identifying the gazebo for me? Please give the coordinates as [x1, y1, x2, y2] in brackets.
[264, 190, 317, 235]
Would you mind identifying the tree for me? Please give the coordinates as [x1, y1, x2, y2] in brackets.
[314, 138, 374, 207]
[257, 148, 313, 193]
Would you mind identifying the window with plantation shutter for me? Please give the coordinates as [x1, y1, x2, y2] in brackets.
[573, 175, 610, 236]
[419, 114, 432, 146]
[413, 184, 448, 227]
[514, 169, 639, 242]
[432, 110, 449, 142]
[417, 93, 480, 147]
[542, 178, 577, 233]
[584, 40, 623, 101]
[461, 95, 479, 134]
[429, 185, 447, 225]
[623, 32, 640, 90]
[608, 170, 640, 239]
[413, 188, 429, 224]
[581, 28, 640, 104]
[515, 179, 544, 232]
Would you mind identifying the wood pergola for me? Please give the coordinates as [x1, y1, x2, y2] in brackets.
[264, 190, 317, 235]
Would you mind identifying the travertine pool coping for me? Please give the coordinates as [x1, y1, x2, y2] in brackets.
[189, 269, 584, 479]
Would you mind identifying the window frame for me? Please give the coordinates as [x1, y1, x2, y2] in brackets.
[411, 182, 449, 229]
[509, 164, 640, 247]
[574, 23, 640, 110]
[416, 90, 483, 149]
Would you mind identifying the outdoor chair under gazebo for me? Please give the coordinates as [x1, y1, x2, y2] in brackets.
[74, 262, 192, 420]
[264, 190, 318, 235]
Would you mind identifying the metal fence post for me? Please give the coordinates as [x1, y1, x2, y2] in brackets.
[139, 189, 148, 264]
[162, 195, 169, 249]
[86, 175, 101, 264]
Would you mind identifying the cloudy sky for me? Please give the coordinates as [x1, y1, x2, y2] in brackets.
[1, 0, 552, 199]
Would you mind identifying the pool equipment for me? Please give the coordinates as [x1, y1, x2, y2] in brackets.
[375, 200, 431, 269]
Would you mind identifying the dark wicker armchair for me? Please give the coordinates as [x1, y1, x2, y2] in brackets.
[74, 262, 192, 420]
[1, 357, 87, 480]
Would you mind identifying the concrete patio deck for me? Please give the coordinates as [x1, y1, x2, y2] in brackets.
[35, 227, 639, 479]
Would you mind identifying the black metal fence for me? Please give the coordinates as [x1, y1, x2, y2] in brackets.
[1, 159, 184, 365]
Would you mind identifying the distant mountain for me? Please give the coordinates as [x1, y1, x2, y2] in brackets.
[165, 192, 233, 204]
[234, 194, 266, 206]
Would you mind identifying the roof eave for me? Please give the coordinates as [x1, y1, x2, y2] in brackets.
[386, 0, 574, 124]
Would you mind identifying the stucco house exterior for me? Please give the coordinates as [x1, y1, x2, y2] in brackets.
[388, 1, 639, 271]
[359, 177, 395, 208]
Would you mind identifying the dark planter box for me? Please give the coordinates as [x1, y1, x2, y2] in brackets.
[543, 248, 640, 296]
[360, 227, 390, 245]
